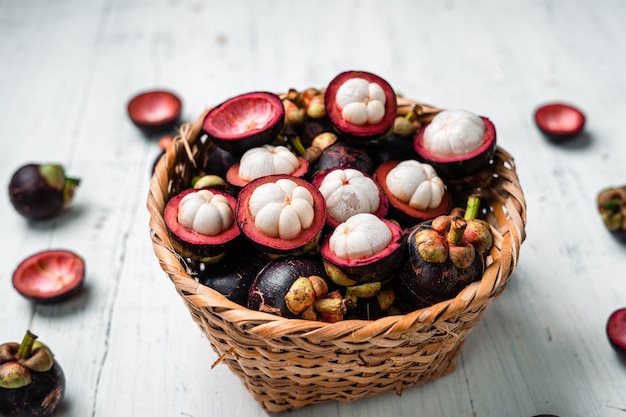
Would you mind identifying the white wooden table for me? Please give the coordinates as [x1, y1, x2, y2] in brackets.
[1, 1, 625, 416]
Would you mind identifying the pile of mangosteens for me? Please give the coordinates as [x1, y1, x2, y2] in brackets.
[163, 70, 498, 322]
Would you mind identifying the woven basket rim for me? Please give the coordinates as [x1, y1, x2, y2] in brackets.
[147, 94, 528, 340]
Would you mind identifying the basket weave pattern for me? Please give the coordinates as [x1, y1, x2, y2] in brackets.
[147, 98, 527, 412]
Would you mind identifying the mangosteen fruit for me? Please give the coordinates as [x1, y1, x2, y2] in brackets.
[202, 91, 285, 153]
[597, 185, 626, 243]
[235, 175, 326, 256]
[413, 109, 497, 181]
[534, 102, 586, 142]
[247, 258, 345, 321]
[197, 249, 265, 306]
[374, 159, 451, 227]
[325, 70, 397, 142]
[225, 144, 309, 188]
[12, 249, 85, 303]
[369, 133, 419, 165]
[0, 331, 65, 417]
[396, 211, 492, 309]
[312, 168, 388, 228]
[344, 284, 397, 320]
[320, 213, 405, 285]
[8, 163, 80, 221]
[312, 141, 376, 175]
[127, 90, 182, 134]
[607, 307, 626, 355]
[164, 188, 241, 263]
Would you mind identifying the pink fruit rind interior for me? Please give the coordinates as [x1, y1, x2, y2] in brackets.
[14, 250, 84, 298]
[206, 94, 282, 139]
[535, 104, 585, 135]
[608, 308, 626, 350]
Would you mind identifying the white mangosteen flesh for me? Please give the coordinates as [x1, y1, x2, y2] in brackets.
[423, 109, 485, 157]
[249, 178, 315, 240]
[329, 213, 392, 261]
[385, 160, 445, 210]
[318, 169, 381, 224]
[178, 189, 234, 236]
[238, 145, 300, 182]
[335, 78, 386, 126]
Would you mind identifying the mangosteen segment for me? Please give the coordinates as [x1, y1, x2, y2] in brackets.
[202, 91, 285, 153]
[325, 71, 397, 141]
[12, 249, 85, 303]
[320, 213, 405, 283]
[225, 145, 310, 188]
[314, 168, 388, 228]
[374, 160, 451, 226]
[236, 175, 326, 255]
[164, 188, 241, 260]
[414, 110, 497, 180]
[8, 163, 80, 221]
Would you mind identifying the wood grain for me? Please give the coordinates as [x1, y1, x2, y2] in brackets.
[1, 0, 625, 416]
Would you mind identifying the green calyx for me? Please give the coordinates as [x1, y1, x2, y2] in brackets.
[40, 163, 81, 203]
[0, 331, 54, 389]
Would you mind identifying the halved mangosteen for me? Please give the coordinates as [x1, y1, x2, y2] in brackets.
[312, 168, 388, 228]
[534, 102, 586, 142]
[12, 249, 85, 303]
[235, 174, 326, 256]
[225, 145, 309, 189]
[414, 109, 497, 180]
[325, 71, 397, 142]
[374, 159, 451, 227]
[202, 91, 285, 153]
[320, 213, 405, 285]
[127, 90, 182, 134]
[164, 188, 241, 263]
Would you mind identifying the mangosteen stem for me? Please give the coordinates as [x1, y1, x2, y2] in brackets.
[447, 217, 467, 245]
[288, 136, 306, 156]
[464, 195, 481, 221]
[17, 330, 37, 360]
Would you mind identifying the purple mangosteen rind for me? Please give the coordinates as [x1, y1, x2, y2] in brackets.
[320, 218, 405, 284]
[398, 220, 485, 303]
[202, 91, 285, 153]
[311, 141, 376, 176]
[235, 174, 326, 256]
[8, 164, 80, 221]
[325, 71, 398, 142]
[311, 167, 389, 229]
[247, 258, 330, 318]
[197, 249, 265, 306]
[0, 332, 65, 417]
[164, 188, 241, 260]
[413, 116, 497, 180]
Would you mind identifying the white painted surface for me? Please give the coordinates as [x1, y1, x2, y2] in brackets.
[1, 1, 625, 416]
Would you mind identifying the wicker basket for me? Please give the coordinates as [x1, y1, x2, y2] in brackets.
[147, 95, 527, 413]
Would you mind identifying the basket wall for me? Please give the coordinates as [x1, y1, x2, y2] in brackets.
[147, 102, 527, 412]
